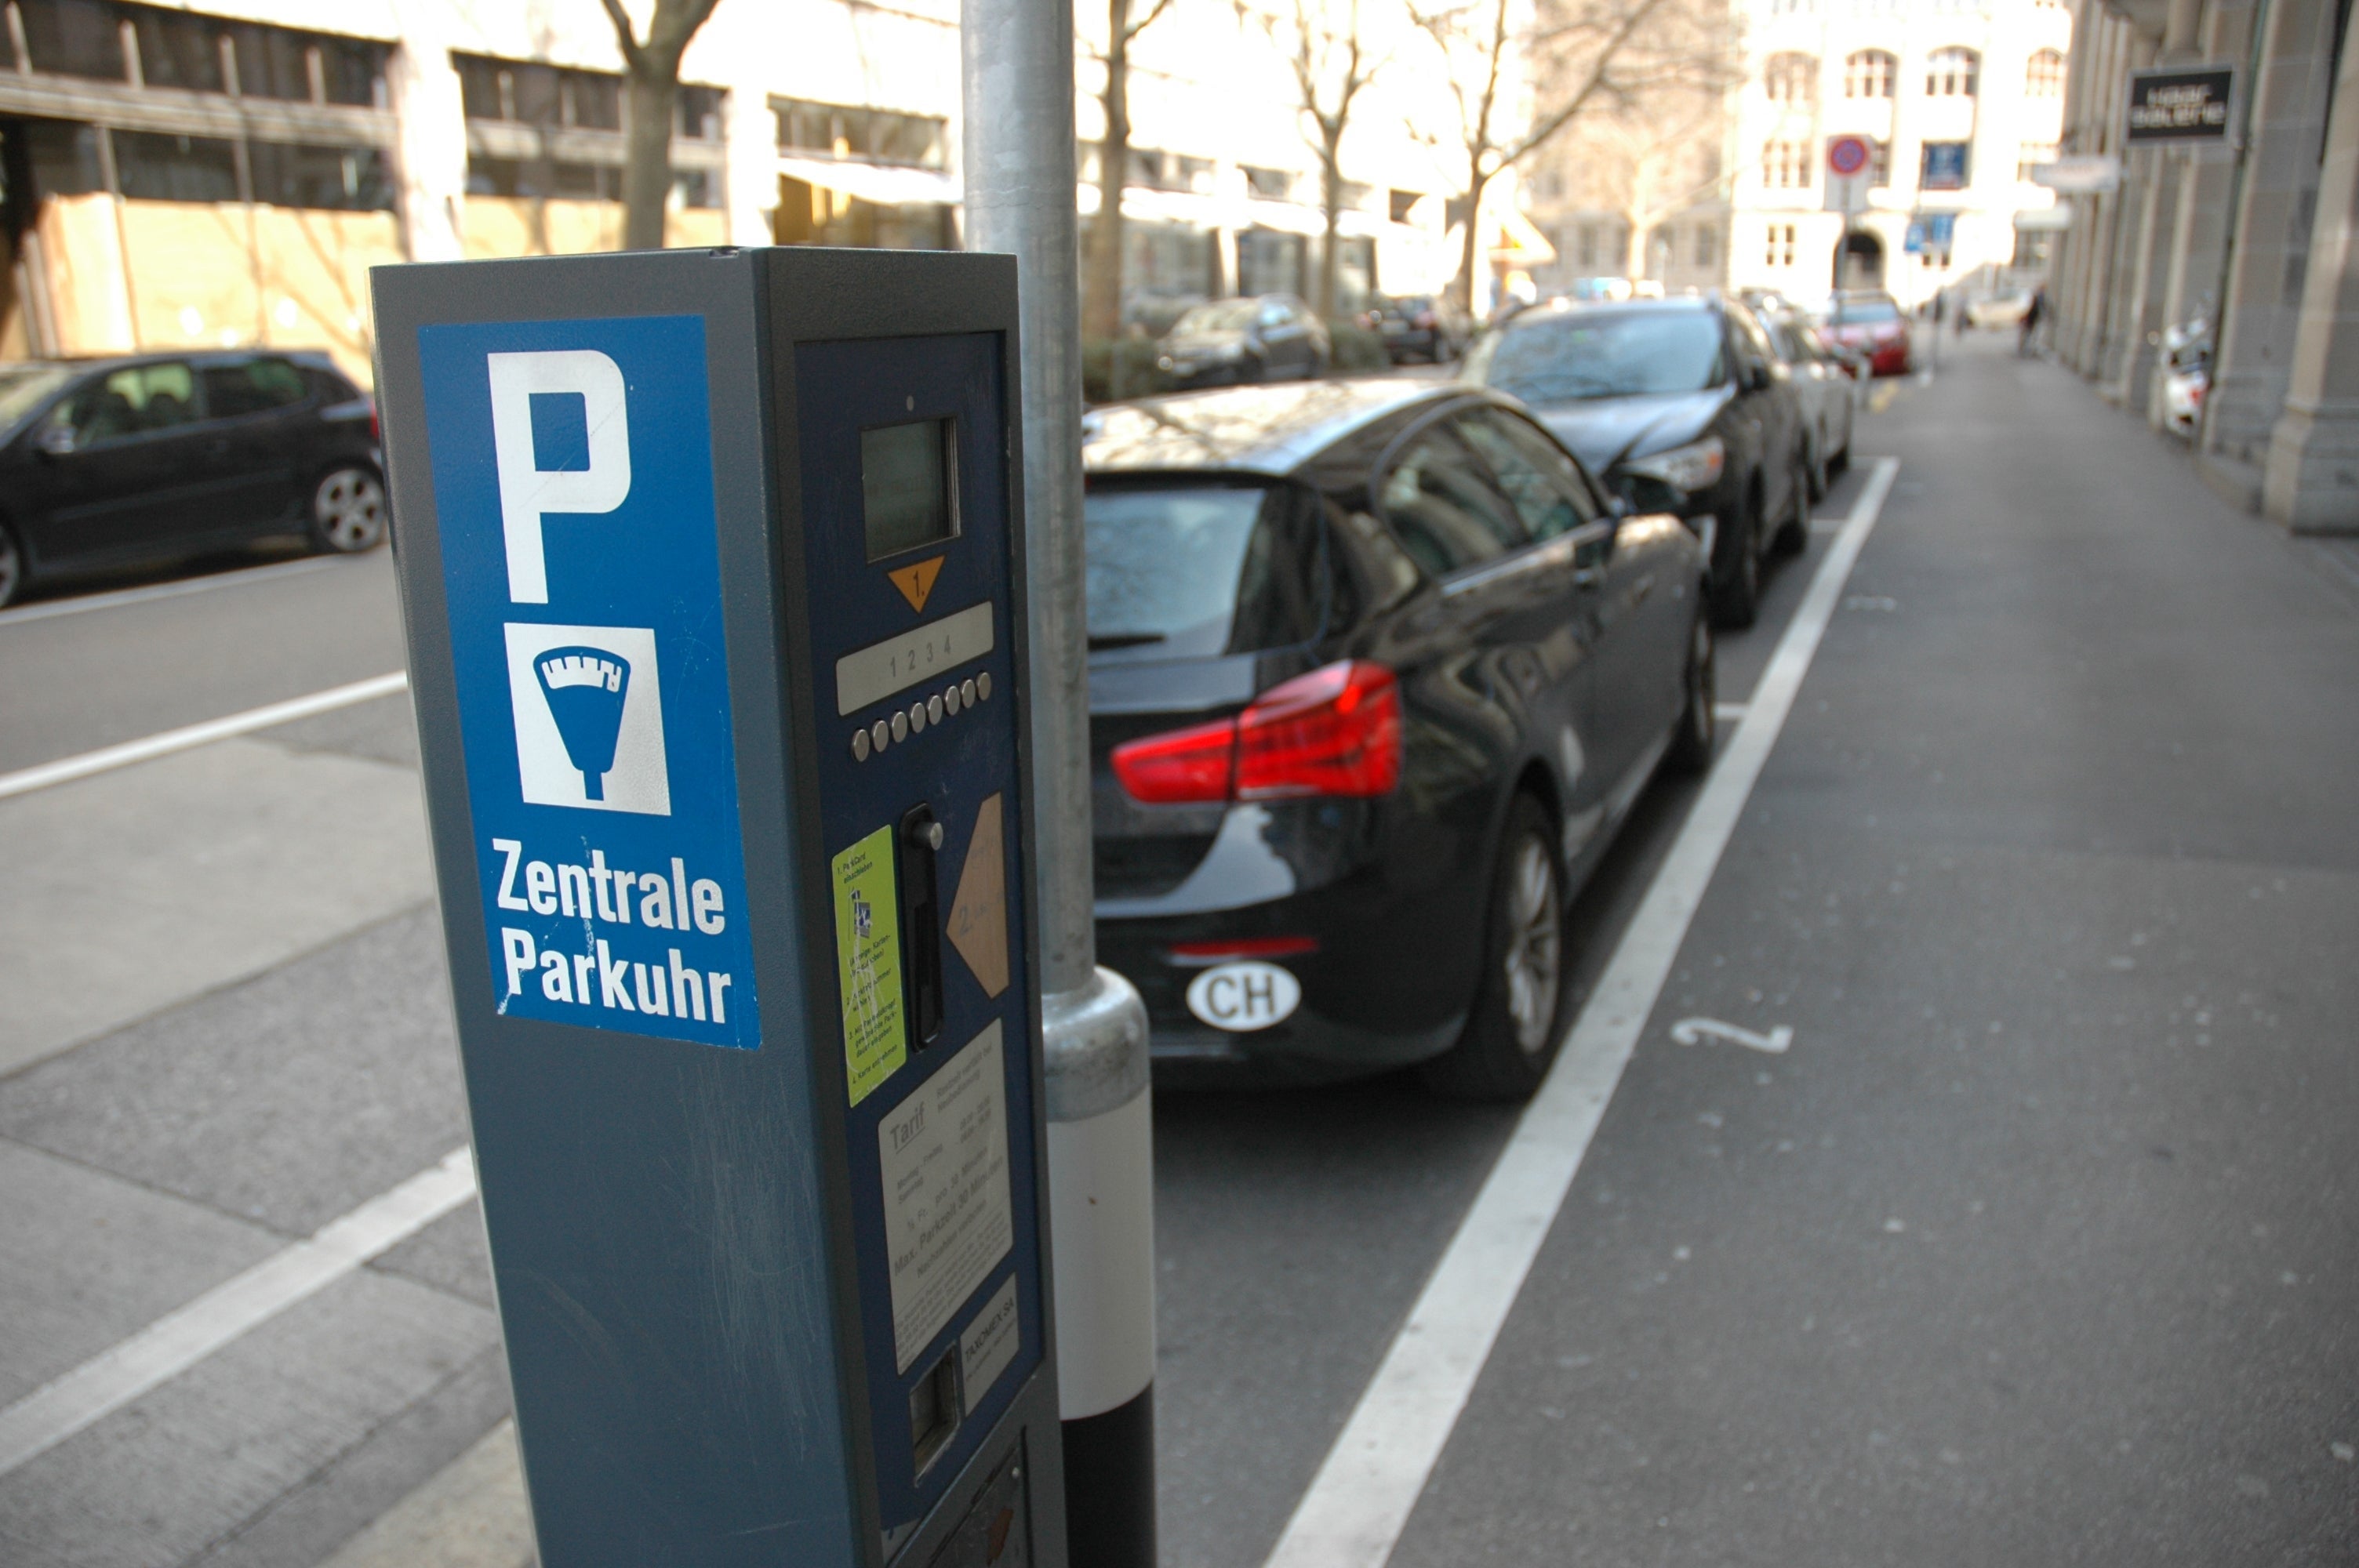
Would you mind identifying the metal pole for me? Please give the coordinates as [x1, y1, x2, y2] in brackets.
[960, 9, 1158, 1568]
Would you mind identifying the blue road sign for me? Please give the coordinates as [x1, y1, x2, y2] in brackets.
[416, 314, 760, 1050]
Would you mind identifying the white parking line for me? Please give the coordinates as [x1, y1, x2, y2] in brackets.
[0, 671, 409, 801]
[0, 555, 343, 626]
[1262, 457, 1901, 1568]
[0, 1147, 476, 1477]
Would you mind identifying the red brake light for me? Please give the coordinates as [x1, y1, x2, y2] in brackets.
[369, 401, 380, 441]
[1110, 661, 1402, 804]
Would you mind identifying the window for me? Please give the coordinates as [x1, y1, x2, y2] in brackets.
[1378, 426, 1528, 577]
[1844, 50, 1896, 98]
[1082, 485, 1330, 659]
[775, 98, 949, 169]
[1765, 53, 1818, 103]
[1766, 222, 1797, 267]
[112, 131, 239, 202]
[1762, 141, 1812, 189]
[1453, 410, 1599, 540]
[467, 155, 617, 201]
[199, 358, 308, 418]
[1695, 223, 1717, 266]
[18, 0, 125, 80]
[2018, 140, 2059, 180]
[2026, 49, 2066, 96]
[455, 55, 642, 132]
[1926, 48, 1979, 96]
[678, 84, 724, 140]
[1870, 139, 1892, 187]
[1245, 165, 1297, 200]
[1130, 149, 1213, 194]
[53, 362, 199, 445]
[1389, 188, 1423, 223]
[249, 142, 394, 210]
[21, 120, 104, 195]
[1576, 223, 1597, 267]
[133, 10, 224, 93]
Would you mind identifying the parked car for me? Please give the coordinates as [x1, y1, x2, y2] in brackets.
[1820, 291, 1914, 376]
[1762, 310, 1855, 499]
[1363, 293, 1472, 363]
[1156, 295, 1331, 387]
[1081, 379, 1714, 1098]
[1965, 290, 2033, 329]
[0, 350, 382, 608]
[1459, 295, 1811, 628]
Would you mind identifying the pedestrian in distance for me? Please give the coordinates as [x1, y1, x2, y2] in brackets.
[2019, 285, 2047, 358]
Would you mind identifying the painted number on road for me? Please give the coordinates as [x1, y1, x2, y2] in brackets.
[1187, 962, 1301, 1032]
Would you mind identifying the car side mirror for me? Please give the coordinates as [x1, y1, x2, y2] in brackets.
[38, 425, 76, 457]
[1743, 360, 1772, 393]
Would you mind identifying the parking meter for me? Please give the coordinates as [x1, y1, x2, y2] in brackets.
[371, 248, 1064, 1568]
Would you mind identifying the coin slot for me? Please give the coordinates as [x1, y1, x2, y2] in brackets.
[900, 804, 945, 1047]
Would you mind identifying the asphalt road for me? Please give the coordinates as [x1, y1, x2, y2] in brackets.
[3, 333, 2355, 1566]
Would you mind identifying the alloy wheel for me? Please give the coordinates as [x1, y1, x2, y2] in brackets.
[1502, 835, 1563, 1056]
[314, 468, 387, 554]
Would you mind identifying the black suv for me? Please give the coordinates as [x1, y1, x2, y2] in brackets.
[1461, 296, 1810, 627]
[0, 350, 383, 608]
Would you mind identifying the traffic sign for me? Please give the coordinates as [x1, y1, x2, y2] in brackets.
[1827, 136, 1870, 177]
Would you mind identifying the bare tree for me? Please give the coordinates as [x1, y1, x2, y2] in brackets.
[598, 0, 723, 251]
[1415, 0, 1708, 310]
[1238, 0, 1388, 320]
[1083, 0, 1176, 341]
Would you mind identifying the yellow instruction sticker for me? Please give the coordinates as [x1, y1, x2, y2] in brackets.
[834, 825, 906, 1105]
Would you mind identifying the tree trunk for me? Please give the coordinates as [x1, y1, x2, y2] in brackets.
[1455, 167, 1491, 315]
[621, 65, 679, 251]
[1624, 214, 1648, 281]
[1083, 0, 1131, 343]
[1317, 136, 1343, 321]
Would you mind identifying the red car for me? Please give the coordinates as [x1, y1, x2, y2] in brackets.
[1818, 292, 1914, 377]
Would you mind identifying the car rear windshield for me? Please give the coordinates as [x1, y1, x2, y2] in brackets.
[1172, 300, 1259, 334]
[1085, 482, 1326, 659]
[0, 365, 74, 437]
[1466, 311, 1725, 404]
[1834, 298, 1901, 323]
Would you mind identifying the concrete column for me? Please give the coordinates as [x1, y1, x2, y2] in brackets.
[2262, 30, 2359, 529]
[2201, 0, 2343, 473]
[387, 0, 466, 263]
[721, 73, 778, 248]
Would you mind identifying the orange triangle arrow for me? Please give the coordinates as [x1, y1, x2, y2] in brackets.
[887, 556, 944, 614]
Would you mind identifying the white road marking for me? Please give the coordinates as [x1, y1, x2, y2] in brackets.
[0, 670, 409, 801]
[1670, 1016, 1794, 1054]
[1262, 457, 1899, 1568]
[0, 1146, 476, 1477]
[1713, 702, 1749, 721]
[0, 555, 343, 626]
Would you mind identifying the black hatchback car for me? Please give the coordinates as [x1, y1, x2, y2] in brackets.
[0, 350, 384, 608]
[1461, 296, 1810, 629]
[1082, 379, 1714, 1098]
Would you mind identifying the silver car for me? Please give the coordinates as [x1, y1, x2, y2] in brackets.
[1762, 313, 1856, 501]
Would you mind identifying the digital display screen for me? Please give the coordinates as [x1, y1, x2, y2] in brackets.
[861, 418, 959, 561]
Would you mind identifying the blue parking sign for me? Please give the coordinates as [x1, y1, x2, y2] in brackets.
[416, 314, 760, 1050]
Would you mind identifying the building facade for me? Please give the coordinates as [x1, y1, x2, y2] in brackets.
[0, 0, 1488, 384]
[2044, 0, 2357, 529]
[1725, 0, 2074, 306]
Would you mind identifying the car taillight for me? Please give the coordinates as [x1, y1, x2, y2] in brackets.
[1168, 935, 1321, 961]
[1110, 660, 1402, 804]
[369, 401, 380, 441]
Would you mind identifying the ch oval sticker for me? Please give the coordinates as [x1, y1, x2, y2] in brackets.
[1185, 961, 1301, 1033]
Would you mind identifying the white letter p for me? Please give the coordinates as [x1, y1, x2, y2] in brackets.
[487, 350, 631, 604]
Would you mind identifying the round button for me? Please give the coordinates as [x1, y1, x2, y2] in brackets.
[960, 677, 976, 706]
[928, 694, 944, 724]
[977, 672, 993, 702]
[908, 702, 927, 734]
[871, 719, 890, 753]
[945, 684, 962, 715]
[890, 710, 908, 742]
[852, 728, 871, 761]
